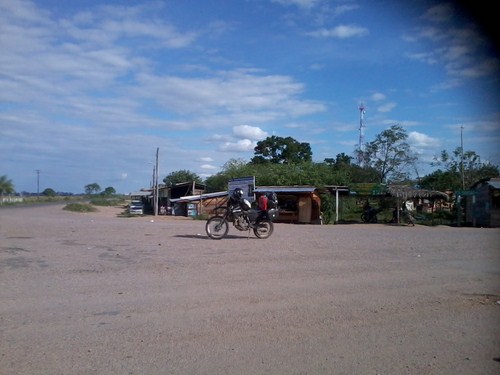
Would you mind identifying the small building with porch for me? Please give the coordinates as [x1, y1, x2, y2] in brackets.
[466, 177, 500, 227]
[254, 186, 322, 224]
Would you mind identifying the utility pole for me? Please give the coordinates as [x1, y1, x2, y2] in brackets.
[154, 147, 159, 216]
[35, 169, 40, 198]
[460, 125, 465, 190]
[357, 103, 366, 166]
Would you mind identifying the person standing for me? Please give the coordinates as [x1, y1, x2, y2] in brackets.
[258, 193, 268, 211]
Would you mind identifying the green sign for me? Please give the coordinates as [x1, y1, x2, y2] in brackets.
[350, 183, 387, 195]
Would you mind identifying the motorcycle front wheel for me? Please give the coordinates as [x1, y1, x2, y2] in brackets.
[253, 220, 274, 239]
[206, 216, 229, 239]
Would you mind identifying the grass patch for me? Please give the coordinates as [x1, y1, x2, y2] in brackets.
[193, 214, 209, 220]
[63, 203, 97, 213]
[90, 197, 126, 206]
[1, 196, 81, 206]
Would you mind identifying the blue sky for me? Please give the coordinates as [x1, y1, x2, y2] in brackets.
[1, 0, 498, 194]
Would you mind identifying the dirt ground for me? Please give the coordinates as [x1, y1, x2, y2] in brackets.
[1, 203, 499, 375]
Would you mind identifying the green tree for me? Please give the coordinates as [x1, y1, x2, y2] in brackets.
[204, 172, 229, 192]
[84, 183, 101, 195]
[418, 169, 456, 191]
[348, 164, 380, 183]
[324, 153, 353, 169]
[323, 153, 380, 184]
[0, 175, 15, 196]
[251, 136, 312, 164]
[205, 159, 256, 192]
[163, 170, 203, 187]
[102, 186, 116, 195]
[42, 188, 56, 197]
[355, 124, 417, 183]
[422, 147, 499, 190]
[206, 158, 356, 190]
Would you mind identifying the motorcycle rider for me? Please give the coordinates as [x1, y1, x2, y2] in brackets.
[363, 200, 372, 213]
[363, 200, 375, 222]
[229, 188, 251, 211]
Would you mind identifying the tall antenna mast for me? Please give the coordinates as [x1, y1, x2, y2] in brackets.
[358, 102, 366, 165]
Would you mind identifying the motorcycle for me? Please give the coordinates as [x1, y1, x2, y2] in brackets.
[206, 196, 278, 240]
[361, 206, 383, 223]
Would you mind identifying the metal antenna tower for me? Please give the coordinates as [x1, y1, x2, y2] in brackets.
[357, 102, 366, 164]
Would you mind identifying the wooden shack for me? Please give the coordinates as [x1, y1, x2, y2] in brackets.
[466, 177, 500, 227]
[254, 186, 322, 224]
[169, 191, 228, 217]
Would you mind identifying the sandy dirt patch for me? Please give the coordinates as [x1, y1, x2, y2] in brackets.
[1, 203, 499, 374]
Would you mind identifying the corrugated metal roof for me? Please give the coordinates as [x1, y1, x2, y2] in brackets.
[129, 191, 152, 197]
[170, 191, 228, 203]
[254, 186, 317, 193]
[488, 180, 500, 189]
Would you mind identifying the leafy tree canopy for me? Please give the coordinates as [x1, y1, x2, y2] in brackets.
[204, 158, 363, 191]
[251, 136, 312, 164]
[355, 124, 417, 184]
[163, 170, 203, 187]
[324, 153, 353, 169]
[102, 186, 116, 195]
[422, 147, 499, 190]
[84, 183, 101, 195]
[42, 188, 56, 197]
[0, 175, 15, 195]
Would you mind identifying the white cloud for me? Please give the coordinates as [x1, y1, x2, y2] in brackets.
[405, 52, 438, 65]
[377, 102, 397, 113]
[307, 25, 368, 39]
[200, 164, 218, 170]
[370, 92, 386, 101]
[232, 125, 268, 140]
[309, 63, 325, 70]
[271, 0, 320, 9]
[422, 4, 454, 23]
[333, 5, 359, 16]
[135, 71, 325, 118]
[408, 131, 442, 163]
[219, 139, 256, 152]
[408, 131, 440, 148]
[405, 3, 499, 89]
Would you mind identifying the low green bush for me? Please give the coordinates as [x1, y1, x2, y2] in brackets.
[90, 197, 126, 206]
[63, 203, 97, 212]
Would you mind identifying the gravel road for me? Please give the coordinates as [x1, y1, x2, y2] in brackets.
[1, 204, 499, 374]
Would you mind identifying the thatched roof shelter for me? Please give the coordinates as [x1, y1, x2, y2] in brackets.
[386, 185, 449, 224]
[387, 185, 450, 201]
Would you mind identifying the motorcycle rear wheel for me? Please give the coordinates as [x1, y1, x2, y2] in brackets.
[206, 216, 229, 239]
[253, 220, 273, 239]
